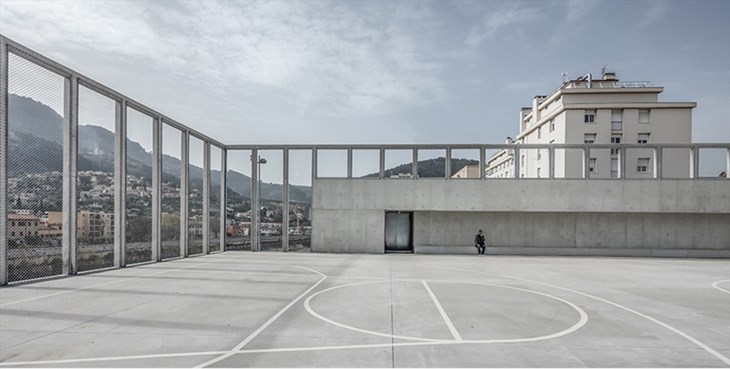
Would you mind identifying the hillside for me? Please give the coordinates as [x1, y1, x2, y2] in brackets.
[7, 94, 311, 202]
[364, 157, 479, 178]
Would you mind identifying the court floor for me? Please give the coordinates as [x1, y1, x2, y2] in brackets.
[0, 252, 728, 367]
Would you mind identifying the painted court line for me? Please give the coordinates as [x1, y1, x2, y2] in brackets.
[194, 266, 328, 368]
[711, 279, 730, 294]
[434, 265, 730, 366]
[0, 276, 589, 368]
[421, 280, 462, 341]
[0, 260, 216, 308]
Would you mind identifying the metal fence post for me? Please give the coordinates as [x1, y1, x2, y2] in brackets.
[114, 100, 127, 267]
[479, 145, 486, 180]
[654, 146, 662, 179]
[282, 148, 289, 252]
[151, 116, 161, 261]
[690, 146, 699, 179]
[548, 145, 555, 179]
[379, 147, 385, 179]
[726, 147, 730, 179]
[584, 146, 591, 179]
[202, 141, 210, 255]
[62, 74, 78, 275]
[151, 117, 162, 261]
[0, 39, 8, 285]
[620, 146, 626, 179]
[445, 146, 452, 179]
[347, 148, 353, 179]
[220, 148, 227, 251]
[180, 130, 189, 257]
[412, 149, 418, 178]
[251, 148, 259, 252]
[513, 146, 520, 178]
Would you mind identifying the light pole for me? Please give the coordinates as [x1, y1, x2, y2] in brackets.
[255, 156, 266, 251]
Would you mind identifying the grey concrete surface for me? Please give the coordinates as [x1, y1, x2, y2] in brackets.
[312, 179, 730, 254]
[0, 252, 729, 367]
[312, 179, 730, 214]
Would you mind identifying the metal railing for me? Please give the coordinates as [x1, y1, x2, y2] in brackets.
[1, 34, 729, 285]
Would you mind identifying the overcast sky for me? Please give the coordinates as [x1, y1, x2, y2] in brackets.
[1, 0, 729, 183]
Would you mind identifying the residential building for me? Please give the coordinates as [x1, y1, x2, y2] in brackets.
[8, 214, 41, 240]
[77, 211, 115, 243]
[451, 164, 481, 179]
[486, 71, 696, 178]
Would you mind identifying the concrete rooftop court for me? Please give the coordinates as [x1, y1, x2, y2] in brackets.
[0, 252, 728, 368]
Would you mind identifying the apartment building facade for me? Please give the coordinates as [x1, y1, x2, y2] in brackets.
[487, 71, 696, 178]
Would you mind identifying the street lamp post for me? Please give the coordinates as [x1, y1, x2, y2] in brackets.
[255, 156, 266, 251]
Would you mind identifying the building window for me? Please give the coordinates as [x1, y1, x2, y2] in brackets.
[537, 127, 542, 139]
[639, 109, 650, 124]
[10, 232, 15, 237]
[638, 133, 650, 144]
[549, 119, 555, 132]
[611, 134, 621, 155]
[637, 158, 650, 172]
[584, 133, 596, 144]
[584, 110, 596, 123]
[611, 109, 623, 131]
[589, 158, 596, 173]
[611, 158, 619, 178]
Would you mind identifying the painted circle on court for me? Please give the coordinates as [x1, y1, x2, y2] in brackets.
[304, 279, 588, 343]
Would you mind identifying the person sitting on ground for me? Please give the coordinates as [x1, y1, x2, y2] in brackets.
[474, 229, 486, 255]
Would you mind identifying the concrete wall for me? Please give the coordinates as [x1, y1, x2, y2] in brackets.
[311, 178, 730, 257]
[415, 211, 730, 258]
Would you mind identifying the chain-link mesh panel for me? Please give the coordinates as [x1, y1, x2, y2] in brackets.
[161, 124, 182, 259]
[209, 146, 222, 252]
[225, 150, 251, 251]
[188, 136, 204, 255]
[125, 108, 153, 264]
[77, 85, 117, 272]
[6, 52, 66, 282]
[288, 150, 312, 252]
[258, 150, 282, 252]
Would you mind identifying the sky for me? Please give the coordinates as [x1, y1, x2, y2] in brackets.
[1, 0, 729, 184]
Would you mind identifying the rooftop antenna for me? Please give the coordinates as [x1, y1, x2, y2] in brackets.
[562, 72, 569, 83]
[601, 64, 608, 75]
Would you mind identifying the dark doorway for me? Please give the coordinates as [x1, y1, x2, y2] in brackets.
[384, 211, 413, 253]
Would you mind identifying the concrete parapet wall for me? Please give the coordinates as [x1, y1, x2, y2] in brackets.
[313, 179, 730, 213]
[312, 179, 730, 257]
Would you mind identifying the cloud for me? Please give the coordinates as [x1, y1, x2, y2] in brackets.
[0, 0, 448, 117]
[464, 2, 540, 47]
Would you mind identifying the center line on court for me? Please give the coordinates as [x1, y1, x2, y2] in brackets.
[421, 280, 462, 341]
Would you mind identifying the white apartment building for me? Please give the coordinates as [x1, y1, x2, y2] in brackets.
[487, 71, 696, 178]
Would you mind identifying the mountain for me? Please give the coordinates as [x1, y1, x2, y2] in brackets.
[7, 94, 311, 202]
[364, 157, 479, 178]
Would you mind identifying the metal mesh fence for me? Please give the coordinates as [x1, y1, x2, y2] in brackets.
[161, 124, 182, 259]
[6, 52, 65, 282]
[288, 149, 312, 252]
[188, 136, 204, 255]
[125, 108, 153, 264]
[258, 150, 283, 252]
[225, 150, 252, 251]
[209, 146, 222, 252]
[76, 85, 116, 272]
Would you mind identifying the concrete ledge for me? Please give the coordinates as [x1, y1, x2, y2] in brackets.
[415, 245, 479, 255]
[415, 245, 730, 258]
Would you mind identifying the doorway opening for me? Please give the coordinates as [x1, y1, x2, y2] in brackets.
[384, 211, 413, 253]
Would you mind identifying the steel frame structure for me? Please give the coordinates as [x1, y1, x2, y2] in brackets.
[1, 34, 729, 285]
